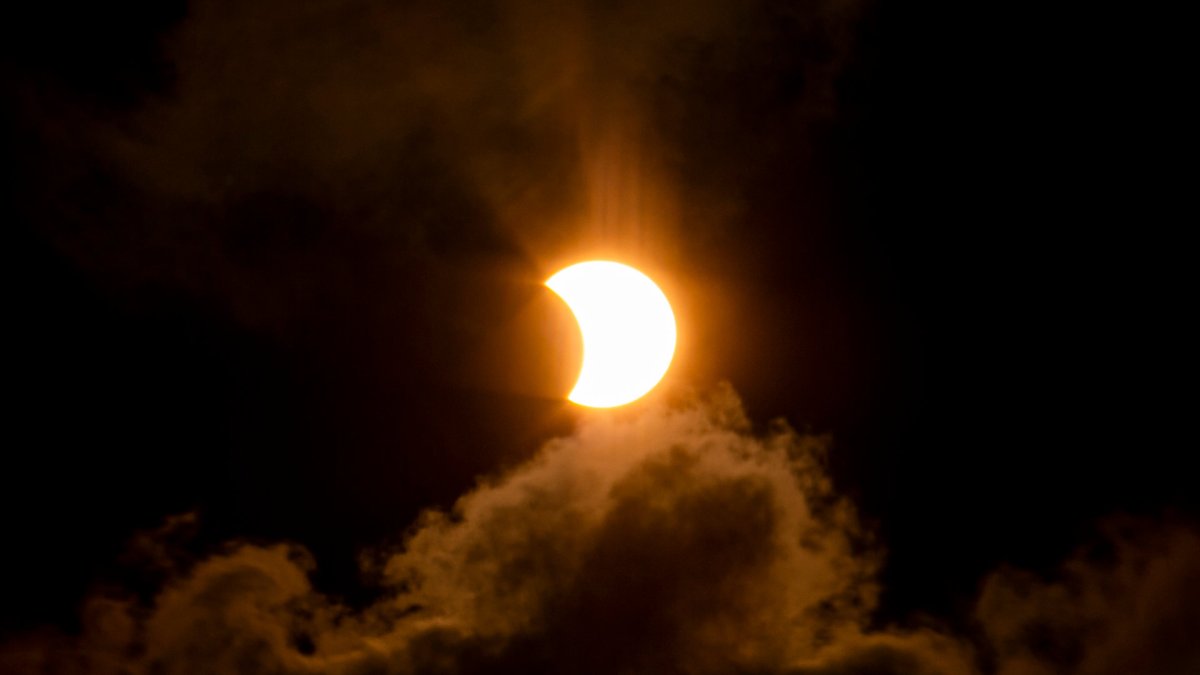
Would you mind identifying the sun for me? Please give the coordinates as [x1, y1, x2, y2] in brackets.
[545, 261, 677, 408]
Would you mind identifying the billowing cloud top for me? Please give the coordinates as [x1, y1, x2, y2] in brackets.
[6, 386, 1194, 674]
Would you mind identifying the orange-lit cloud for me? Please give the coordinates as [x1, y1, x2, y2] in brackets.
[4, 386, 1197, 674]
[0, 386, 967, 674]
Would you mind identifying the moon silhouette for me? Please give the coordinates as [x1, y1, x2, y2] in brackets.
[545, 261, 677, 408]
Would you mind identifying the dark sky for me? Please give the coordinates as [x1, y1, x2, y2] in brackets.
[2, 1, 1195, 673]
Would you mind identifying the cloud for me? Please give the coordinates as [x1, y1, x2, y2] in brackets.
[4, 385, 1197, 674]
[0, 385, 972, 675]
[977, 518, 1200, 675]
[376, 384, 882, 673]
[11, 0, 862, 347]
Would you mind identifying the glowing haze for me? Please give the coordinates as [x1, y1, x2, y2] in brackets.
[546, 261, 677, 408]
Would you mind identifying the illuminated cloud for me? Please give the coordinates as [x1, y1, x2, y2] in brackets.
[3, 386, 1196, 674]
[1, 386, 973, 674]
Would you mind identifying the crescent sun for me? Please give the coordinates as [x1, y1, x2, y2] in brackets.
[545, 261, 677, 408]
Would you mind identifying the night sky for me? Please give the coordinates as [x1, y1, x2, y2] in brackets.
[3, 1, 1195, 674]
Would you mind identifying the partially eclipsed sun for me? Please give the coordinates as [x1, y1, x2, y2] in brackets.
[546, 261, 677, 408]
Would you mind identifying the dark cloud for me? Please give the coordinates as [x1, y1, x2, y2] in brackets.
[15, 0, 856, 305]
[7, 0, 865, 428]
[977, 519, 1200, 675]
